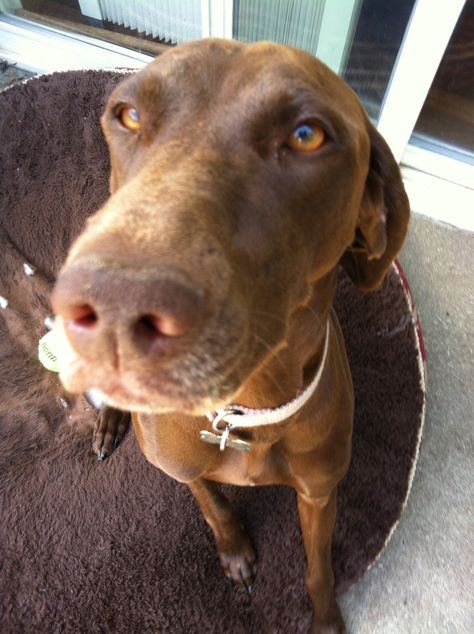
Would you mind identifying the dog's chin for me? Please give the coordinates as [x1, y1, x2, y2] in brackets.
[85, 380, 234, 417]
[85, 386, 218, 417]
[57, 343, 244, 417]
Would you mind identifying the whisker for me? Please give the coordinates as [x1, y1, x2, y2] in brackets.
[251, 303, 324, 334]
[249, 331, 285, 369]
[304, 304, 324, 333]
[250, 308, 288, 327]
[248, 331, 288, 398]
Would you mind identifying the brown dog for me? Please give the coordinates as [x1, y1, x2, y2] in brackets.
[51, 39, 409, 633]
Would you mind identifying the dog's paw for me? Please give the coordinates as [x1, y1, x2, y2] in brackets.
[92, 406, 130, 460]
[216, 527, 257, 593]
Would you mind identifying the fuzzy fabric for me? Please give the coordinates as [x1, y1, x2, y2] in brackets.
[0, 71, 426, 633]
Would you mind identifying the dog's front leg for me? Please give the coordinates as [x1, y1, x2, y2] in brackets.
[297, 489, 346, 634]
[188, 478, 257, 592]
[92, 407, 130, 460]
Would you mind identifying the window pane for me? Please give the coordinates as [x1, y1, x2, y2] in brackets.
[0, 0, 415, 120]
[1, 1, 417, 122]
[411, 0, 474, 162]
[0, 0, 189, 56]
[343, 0, 415, 120]
[232, 0, 416, 121]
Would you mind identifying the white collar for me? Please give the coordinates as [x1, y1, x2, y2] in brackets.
[200, 322, 330, 452]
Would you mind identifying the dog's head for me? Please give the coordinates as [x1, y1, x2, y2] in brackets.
[52, 39, 409, 415]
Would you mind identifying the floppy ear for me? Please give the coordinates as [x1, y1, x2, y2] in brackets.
[340, 122, 410, 291]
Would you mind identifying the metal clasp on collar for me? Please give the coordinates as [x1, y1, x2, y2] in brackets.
[199, 408, 251, 452]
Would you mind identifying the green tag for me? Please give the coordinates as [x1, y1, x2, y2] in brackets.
[38, 329, 61, 373]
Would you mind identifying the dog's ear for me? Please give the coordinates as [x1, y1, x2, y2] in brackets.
[340, 122, 410, 291]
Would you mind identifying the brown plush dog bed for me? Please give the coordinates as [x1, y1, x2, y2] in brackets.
[0, 72, 426, 633]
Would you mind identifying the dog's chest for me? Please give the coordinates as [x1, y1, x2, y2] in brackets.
[133, 412, 292, 485]
[206, 441, 292, 486]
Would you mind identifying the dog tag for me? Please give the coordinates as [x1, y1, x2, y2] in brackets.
[199, 429, 251, 453]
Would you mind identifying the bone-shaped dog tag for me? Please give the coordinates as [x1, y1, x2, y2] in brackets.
[199, 429, 251, 452]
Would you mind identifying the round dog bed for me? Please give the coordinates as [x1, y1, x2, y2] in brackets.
[0, 72, 426, 633]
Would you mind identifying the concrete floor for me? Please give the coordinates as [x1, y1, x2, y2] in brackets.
[341, 214, 474, 633]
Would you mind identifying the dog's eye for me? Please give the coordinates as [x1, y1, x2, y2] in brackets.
[117, 106, 141, 132]
[288, 123, 325, 153]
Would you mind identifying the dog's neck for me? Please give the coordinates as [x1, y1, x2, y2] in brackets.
[232, 270, 337, 411]
[201, 320, 331, 451]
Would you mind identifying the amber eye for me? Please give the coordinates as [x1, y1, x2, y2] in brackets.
[288, 123, 325, 152]
[117, 106, 141, 132]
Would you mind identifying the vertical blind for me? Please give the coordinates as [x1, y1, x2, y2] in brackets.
[234, 0, 326, 55]
[93, 0, 360, 74]
[98, 0, 203, 44]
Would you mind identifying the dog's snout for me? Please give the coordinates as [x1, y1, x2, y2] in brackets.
[52, 259, 204, 362]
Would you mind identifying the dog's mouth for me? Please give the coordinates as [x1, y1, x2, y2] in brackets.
[54, 317, 257, 416]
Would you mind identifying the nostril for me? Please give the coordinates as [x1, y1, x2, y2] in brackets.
[68, 304, 98, 328]
[135, 313, 184, 341]
[136, 315, 164, 340]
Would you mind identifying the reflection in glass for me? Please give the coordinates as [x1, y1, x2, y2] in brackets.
[411, 0, 474, 161]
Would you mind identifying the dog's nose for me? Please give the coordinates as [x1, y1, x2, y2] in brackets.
[51, 259, 204, 362]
